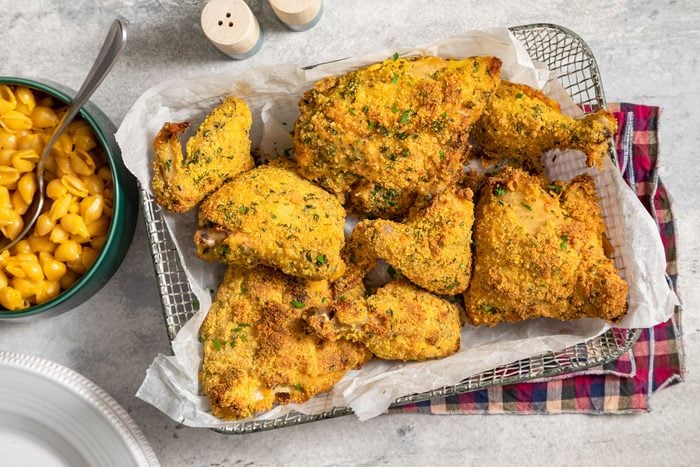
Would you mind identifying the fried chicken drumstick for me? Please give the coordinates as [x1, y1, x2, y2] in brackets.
[472, 81, 617, 169]
[341, 186, 474, 295]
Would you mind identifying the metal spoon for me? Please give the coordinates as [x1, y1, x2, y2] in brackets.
[0, 18, 128, 253]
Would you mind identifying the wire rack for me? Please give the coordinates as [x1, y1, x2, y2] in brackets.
[139, 23, 640, 434]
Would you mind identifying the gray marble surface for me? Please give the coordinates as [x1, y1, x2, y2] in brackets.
[1, 1, 699, 465]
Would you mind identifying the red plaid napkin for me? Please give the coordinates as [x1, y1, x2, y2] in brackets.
[391, 103, 684, 415]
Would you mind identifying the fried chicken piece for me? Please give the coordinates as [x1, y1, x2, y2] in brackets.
[294, 55, 501, 218]
[194, 165, 346, 280]
[464, 167, 628, 326]
[152, 97, 254, 212]
[472, 81, 617, 169]
[343, 186, 474, 295]
[308, 280, 462, 361]
[200, 266, 371, 420]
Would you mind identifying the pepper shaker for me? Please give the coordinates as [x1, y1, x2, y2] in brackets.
[268, 0, 323, 31]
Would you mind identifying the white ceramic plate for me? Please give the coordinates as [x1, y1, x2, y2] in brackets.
[0, 351, 159, 467]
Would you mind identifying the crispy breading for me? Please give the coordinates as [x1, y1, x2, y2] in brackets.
[464, 167, 628, 326]
[200, 266, 371, 420]
[472, 81, 617, 169]
[308, 280, 463, 361]
[194, 165, 347, 280]
[345, 186, 474, 295]
[294, 55, 501, 218]
[152, 97, 255, 212]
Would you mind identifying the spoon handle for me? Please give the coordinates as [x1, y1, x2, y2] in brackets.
[41, 19, 128, 164]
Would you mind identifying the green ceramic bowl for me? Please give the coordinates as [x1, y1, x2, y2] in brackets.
[0, 77, 138, 320]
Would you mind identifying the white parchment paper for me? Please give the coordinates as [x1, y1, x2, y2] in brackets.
[116, 28, 679, 425]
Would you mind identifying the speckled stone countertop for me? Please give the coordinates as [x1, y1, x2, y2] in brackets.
[1, 1, 699, 465]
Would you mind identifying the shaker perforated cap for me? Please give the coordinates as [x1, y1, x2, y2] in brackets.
[268, 0, 323, 31]
[201, 0, 262, 59]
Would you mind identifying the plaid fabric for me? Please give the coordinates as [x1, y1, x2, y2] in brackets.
[391, 103, 684, 415]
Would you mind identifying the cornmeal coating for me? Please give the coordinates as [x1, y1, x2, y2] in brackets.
[308, 280, 463, 361]
[465, 167, 628, 326]
[194, 165, 346, 280]
[200, 266, 371, 420]
[343, 186, 474, 295]
[294, 55, 501, 218]
[152, 97, 255, 212]
[472, 81, 617, 169]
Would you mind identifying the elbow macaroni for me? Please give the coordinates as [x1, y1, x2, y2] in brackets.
[0, 85, 113, 311]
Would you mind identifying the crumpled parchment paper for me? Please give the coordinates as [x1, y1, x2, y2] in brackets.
[116, 28, 678, 425]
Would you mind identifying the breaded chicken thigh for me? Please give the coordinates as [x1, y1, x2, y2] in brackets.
[472, 81, 617, 169]
[200, 266, 371, 420]
[294, 55, 501, 218]
[342, 186, 474, 295]
[308, 280, 463, 361]
[465, 167, 628, 326]
[194, 165, 346, 280]
[152, 97, 254, 212]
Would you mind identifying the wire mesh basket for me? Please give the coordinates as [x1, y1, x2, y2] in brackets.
[139, 23, 640, 434]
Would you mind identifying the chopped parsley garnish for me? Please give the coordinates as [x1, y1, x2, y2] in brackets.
[520, 202, 533, 211]
[390, 74, 399, 84]
[348, 107, 356, 115]
[392, 52, 399, 61]
[400, 110, 411, 124]
[439, 150, 445, 159]
[391, 103, 399, 113]
[481, 304, 498, 314]
[294, 383, 303, 391]
[316, 254, 327, 266]
[290, 300, 305, 308]
[238, 205, 249, 214]
[386, 309, 394, 317]
[212, 339, 222, 351]
[515, 93, 524, 99]
[560, 235, 569, 250]
[547, 184, 563, 193]
[493, 184, 507, 196]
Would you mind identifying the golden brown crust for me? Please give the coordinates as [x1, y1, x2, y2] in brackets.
[293, 55, 501, 218]
[472, 81, 617, 170]
[464, 167, 628, 326]
[307, 280, 462, 361]
[342, 186, 474, 295]
[151, 97, 255, 212]
[194, 165, 347, 280]
[200, 266, 371, 420]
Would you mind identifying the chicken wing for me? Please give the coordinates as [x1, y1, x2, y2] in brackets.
[308, 280, 463, 361]
[464, 167, 628, 326]
[472, 81, 617, 169]
[294, 55, 501, 218]
[152, 97, 254, 212]
[200, 266, 371, 420]
[343, 186, 474, 295]
[194, 165, 346, 280]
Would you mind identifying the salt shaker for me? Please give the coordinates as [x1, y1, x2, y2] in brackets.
[201, 0, 263, 59]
